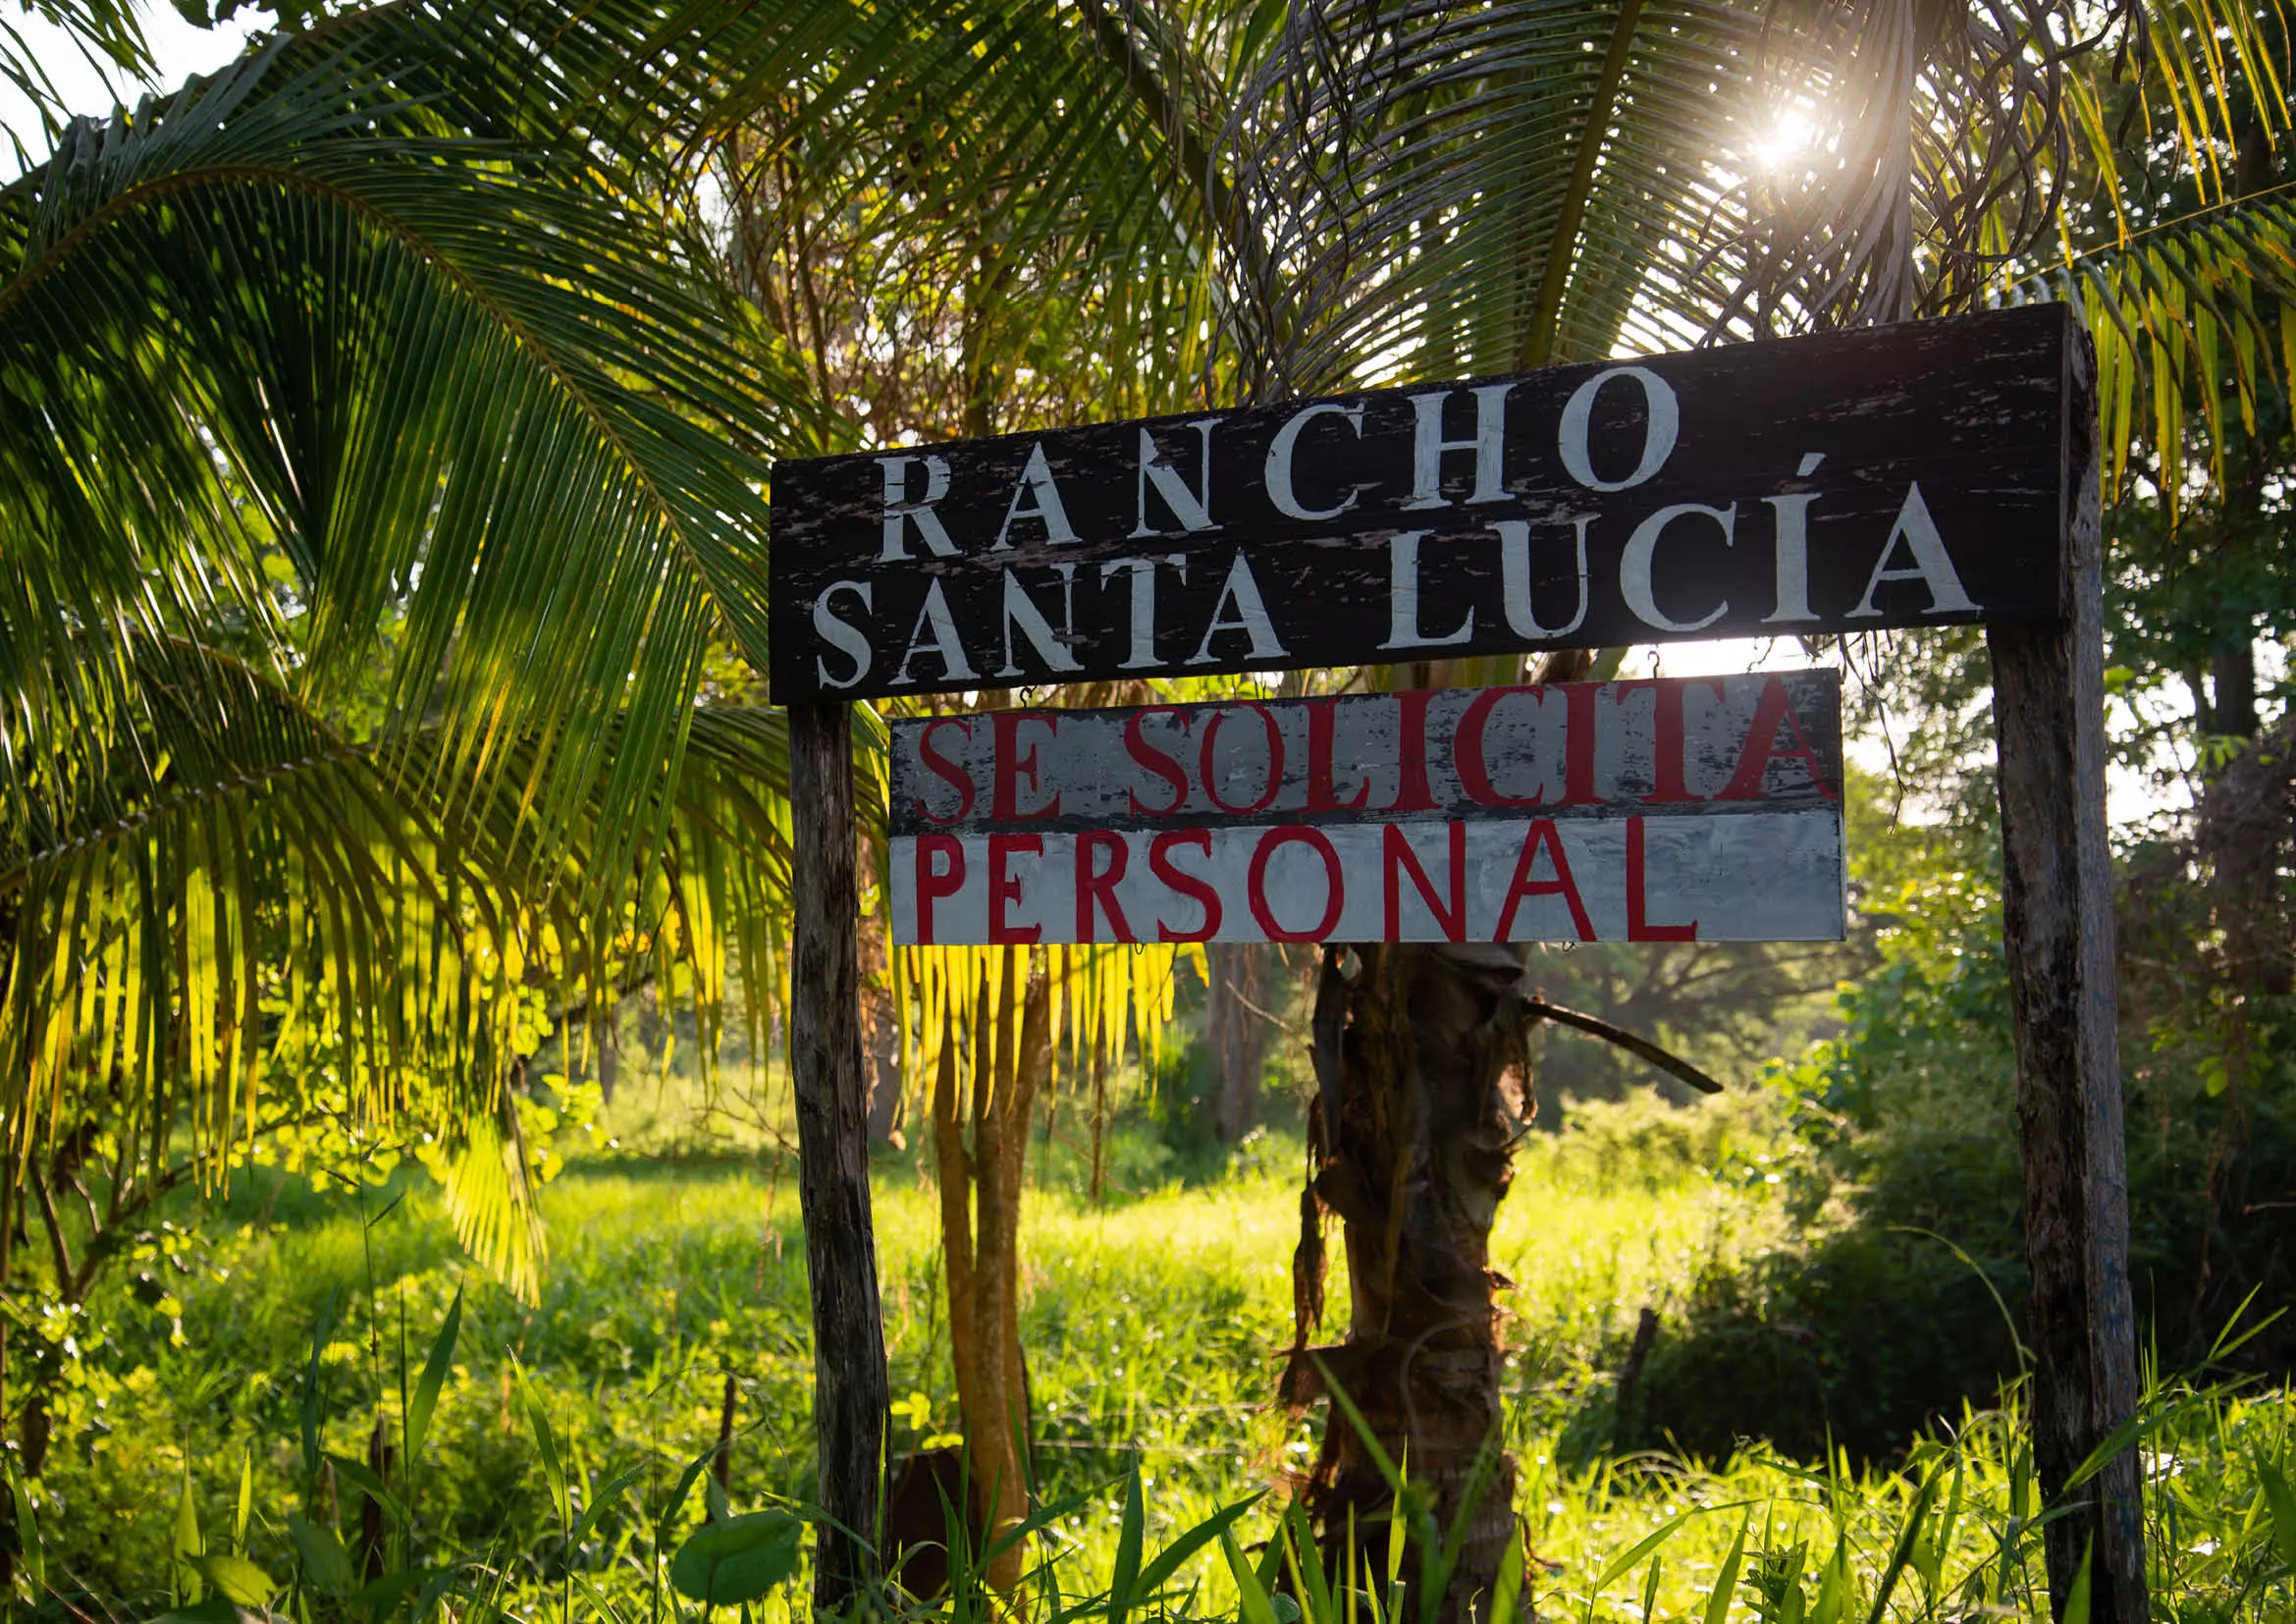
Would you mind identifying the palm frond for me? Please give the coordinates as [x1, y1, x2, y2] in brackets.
[0, 31, 820, 931]
[0, 631, 797, 1295]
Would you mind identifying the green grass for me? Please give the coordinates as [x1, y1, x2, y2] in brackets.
[23, 1105, 2296, 1621]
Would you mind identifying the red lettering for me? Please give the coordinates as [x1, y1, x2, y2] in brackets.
[1559, 681, 1602, 806]
[1611, 677, 1725, 804]
[1149, 830, 1222, 942]
[988, 833, 1043, 944]
[1388, 688, 1440, 813]
[1626, 816, 1696, 941]
[1493, 819, 1592, 941]
[991, 711, 1061, 821]
[1307, 699, 1371, 812]
[1201, 703, 1284, 815]
[1075, 831, 1135, 943]
[1125, 708, 1191, 815]
[1248, 826, 1344, 942]
[1455, 686, 1543, 808]
[1383, 822, 1467, 942]
[914, 835, 966, 945]
[915, 717, 977, 824]
[1718, 676, 1836, 800]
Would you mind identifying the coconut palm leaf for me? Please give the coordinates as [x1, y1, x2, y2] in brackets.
[0, 630, 806, 1295]
[0, 27, 818, 933]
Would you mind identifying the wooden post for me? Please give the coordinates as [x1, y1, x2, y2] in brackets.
[1988, 327, 2146, 1624]
[786, 698, 890, 1610]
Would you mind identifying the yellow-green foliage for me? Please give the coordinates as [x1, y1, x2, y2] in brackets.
[22, 1121, 2295, 1621]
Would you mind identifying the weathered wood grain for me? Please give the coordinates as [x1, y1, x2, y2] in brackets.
[771, 307, 2072, 701]
[887, 674, 1845, 946]
[786, 700, 890, 1609]
[1988, 328, 2146, 1624]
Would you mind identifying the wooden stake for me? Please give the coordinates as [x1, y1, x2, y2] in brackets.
[787, 698, 890, 1609]
[1988, 327, 2145, 1624]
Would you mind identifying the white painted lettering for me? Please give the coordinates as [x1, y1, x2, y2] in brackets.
[1132, 418, 1222, 536]
[1494, 517, 1591, 639]
[878, 455, 958, 560]
[1266, 402, 1366, 520]
[1404, 384, 1512, 510]
[892, 578, 977, 684]
[1622, 503, 1735, 632]
[998, 564, 1084, 677]
[991, 442, 1080, 550]
[1378, 531, 1475, 650]
[1762, 454, 1826, 624]
[1186, 554, 1289, 666]
[811, 580, 874, 689]
[1761, 494, 1820, 624]
[1100, 555, 1184, 670]
[1558, 367, 1679, 492]
[1848, 482, 1977, 619]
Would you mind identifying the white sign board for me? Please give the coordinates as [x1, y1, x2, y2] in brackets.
[888, 673, 1844, 945]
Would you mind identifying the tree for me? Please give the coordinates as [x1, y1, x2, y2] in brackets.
[0, 0, 820, 1528]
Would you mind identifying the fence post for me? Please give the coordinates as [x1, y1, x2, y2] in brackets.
[787, 697, 889, 1609]
[1988, 321, 2146, 1624]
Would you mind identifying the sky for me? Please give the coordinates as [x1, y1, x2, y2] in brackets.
[1, 1, 263, 167]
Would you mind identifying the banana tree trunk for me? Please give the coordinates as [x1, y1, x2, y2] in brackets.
[1291, 943, 1532, 1624]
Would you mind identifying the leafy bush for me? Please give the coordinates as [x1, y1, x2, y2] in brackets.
[1634, 849, 2296, 1463]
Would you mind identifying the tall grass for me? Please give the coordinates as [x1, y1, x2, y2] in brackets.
[17, 1115, 2296, 1620]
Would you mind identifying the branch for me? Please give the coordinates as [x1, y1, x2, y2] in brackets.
[1220, 975, 1297, 1036]
[1524, 997, 1726, 1095]
[27, 1170, 75, 1302]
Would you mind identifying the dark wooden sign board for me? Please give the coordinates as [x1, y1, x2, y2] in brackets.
[771, 305, 2066, 703]
[771, 302, 2143, 1622]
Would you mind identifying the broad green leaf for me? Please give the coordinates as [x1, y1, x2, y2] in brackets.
[1809, 1536, 1847, 1624]
[1132, 1491, 1263, 1600]
[351, 1570, 428, 1615]
[1862, 1471, 1941, 1624]
[2061, 1542, 2094, 1624]
[288, 1511, 354, 1596]
[301, 1287, 341, 1485]
[200, 1552, 277, 1607]
[1487, 1517, 1524, 1624]
[1283, 1499, 1334, 1624]
[1593, 1509, 1694, 1593]
[512, 1357, 566, 1522]
[326, 1451, 407, 1527]
[173, 1465, 205, 1606]
[232, 1452, 251, 1559]
[668, 1509, 804, 1605]
[567, 1463, 651, 1554]
[405, 1287, 462, 1464]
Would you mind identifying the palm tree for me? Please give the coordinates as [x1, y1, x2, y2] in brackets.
[0, 0, 825, 1505]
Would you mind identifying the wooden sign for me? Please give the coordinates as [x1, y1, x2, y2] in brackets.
[771, 305, 2073, 701]
[887, 672, 1842, 945]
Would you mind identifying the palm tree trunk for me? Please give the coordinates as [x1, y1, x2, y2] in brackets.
[1292, 943, 1533, 1624]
